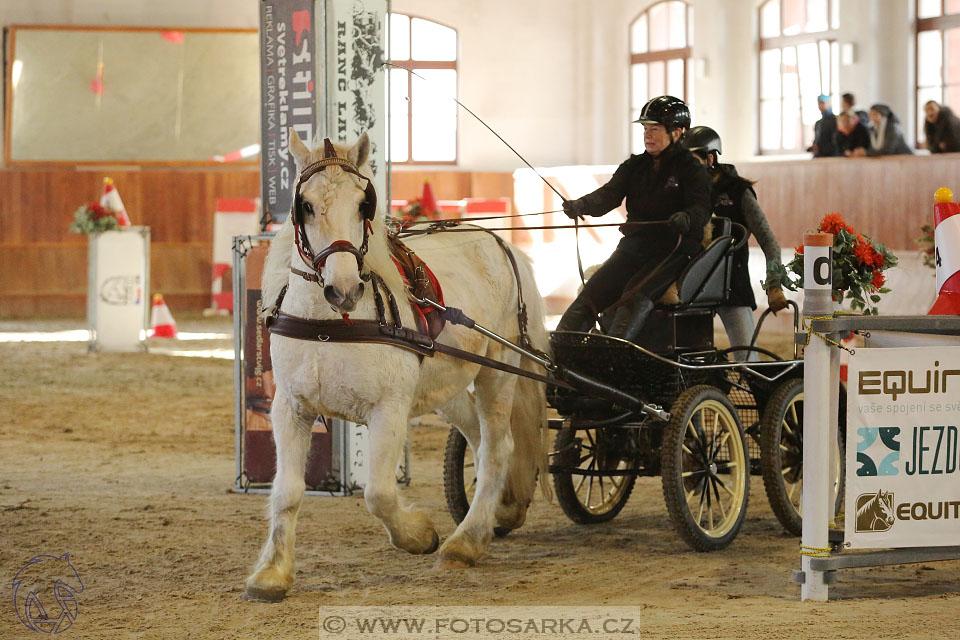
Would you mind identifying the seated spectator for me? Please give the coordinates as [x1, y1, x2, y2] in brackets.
[837, 111, 870, 157]
[867, 104, 913, 156]
[923, 100, 960, 153]
[841, 92, 870, 129]
[808, 94, 839, 157]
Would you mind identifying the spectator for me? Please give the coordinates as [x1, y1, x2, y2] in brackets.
[923, 100, 960, 153]
[867, 104, 913, 156]
[837, 111, 870, 157]
[841, 92, 871, 129]
[809, 94, 839, 157]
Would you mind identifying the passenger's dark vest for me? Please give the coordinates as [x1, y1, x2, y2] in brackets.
[711, 164, 757, 309]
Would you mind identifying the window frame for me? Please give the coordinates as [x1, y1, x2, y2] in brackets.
[628, 0, 693, 155]
[389, 13, 459, 165]
[915, 1, 960, 147]
[756, 0, 840, 155]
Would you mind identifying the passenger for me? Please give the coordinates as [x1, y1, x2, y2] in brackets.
[682, 126, 788, 361]
[867, 104, 914, 156]
[923, 100, 960, 153]
[837, 111, 870, 157]
[557, 95, 711, 342]
[809, 94, 839, 157]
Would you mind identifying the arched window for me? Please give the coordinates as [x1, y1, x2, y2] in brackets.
[388, 13, 458, 164]
[629, 1, 693, 154]
[758, 0, 839, 153]
[916, 1, 960, 147]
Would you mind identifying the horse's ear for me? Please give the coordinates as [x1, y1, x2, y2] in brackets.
[288, 127, 311, 169]
[348, 132, 370, 167]
[323, 138, 337, 158]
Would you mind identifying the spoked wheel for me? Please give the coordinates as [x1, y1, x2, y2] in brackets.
[442, 428, 511, 537]
[552, 426, 637, 524]
[759, 378, 845, 537]
[661, 385, 750, 551]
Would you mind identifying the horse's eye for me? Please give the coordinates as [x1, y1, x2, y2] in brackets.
[302, 202, 314, 216]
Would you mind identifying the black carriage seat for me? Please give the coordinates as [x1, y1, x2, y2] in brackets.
[633, 217, 738, 355]
[669, 216, 735, 309]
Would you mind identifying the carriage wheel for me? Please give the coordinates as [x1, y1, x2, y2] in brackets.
[442, 428, 511, 537]
[759, 378, 845, 537]
[661, 385, 750, 551]
[552, 426, 637, 524]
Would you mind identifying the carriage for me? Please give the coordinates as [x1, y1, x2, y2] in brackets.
[443, 217, 846, 551]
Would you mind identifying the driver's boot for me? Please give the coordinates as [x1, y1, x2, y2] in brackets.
[555, 292, 597, 332]
[607, 296, 655, 343]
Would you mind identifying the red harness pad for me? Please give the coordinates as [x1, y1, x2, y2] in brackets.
[389, 238, 446, 340]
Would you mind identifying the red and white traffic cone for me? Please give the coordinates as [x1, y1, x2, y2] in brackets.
[929, 187, 960, 315]
[150, 293, 178, 338]
[100, 177, 132, 227]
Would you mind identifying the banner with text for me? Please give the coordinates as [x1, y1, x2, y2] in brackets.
[259, 0, 319, 228]
[325, 0, 387, 208]
[846, 346, 960, 548]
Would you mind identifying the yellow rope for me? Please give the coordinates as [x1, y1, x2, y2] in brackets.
[802, 315, 855, 354]
[800, 544, 832, 558]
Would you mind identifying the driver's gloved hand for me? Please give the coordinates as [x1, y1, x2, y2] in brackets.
[562, 199, 586, 220]
[668, 210, 691, 233]
[766, 287, 789, 314]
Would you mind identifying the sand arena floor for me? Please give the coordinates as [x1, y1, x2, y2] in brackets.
[1, 315, 958, 639]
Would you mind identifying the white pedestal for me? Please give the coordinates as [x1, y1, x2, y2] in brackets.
[87, 227, 150, 352]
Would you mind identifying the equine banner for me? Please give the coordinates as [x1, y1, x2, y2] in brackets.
[845, 346, 960, 548]
[259, 0, 319, 228]
[324, 0, 388, 208]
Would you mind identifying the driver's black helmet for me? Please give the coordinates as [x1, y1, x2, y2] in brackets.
[634, 95, 691, 132]
[682, 126, 722, 157]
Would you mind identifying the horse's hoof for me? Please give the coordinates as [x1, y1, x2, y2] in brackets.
[425, 530, 441, 554]
[243, 585, 288, 603]
[433, 550, 476, 570]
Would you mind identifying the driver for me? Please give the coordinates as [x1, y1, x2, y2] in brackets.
[556, 95, 711, 342]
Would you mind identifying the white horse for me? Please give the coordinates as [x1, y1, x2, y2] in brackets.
[244, 131, 550, 602]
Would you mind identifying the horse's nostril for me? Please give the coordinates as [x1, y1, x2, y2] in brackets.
[324, 285, 345, 305]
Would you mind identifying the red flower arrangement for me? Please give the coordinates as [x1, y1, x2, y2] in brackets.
[69, 201, 120, 233]
[916, 223, 936, 269]
[765, 212, 898, 315]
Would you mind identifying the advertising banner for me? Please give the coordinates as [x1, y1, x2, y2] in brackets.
[325, 0, 388, 206]
[845, 346, 960, 548]
[259, 0, 319, 228]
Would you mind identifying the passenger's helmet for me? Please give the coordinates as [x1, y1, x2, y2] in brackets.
[634, 96, 691, 132]
[682, 126, 722, 157]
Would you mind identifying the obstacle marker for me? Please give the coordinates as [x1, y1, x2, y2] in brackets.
[929, 187, 960, 315]
[99, 177, 132, 227]
[150, 293, 178, 338]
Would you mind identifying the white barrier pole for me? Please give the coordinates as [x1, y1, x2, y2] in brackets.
[801, 232, 834, 601]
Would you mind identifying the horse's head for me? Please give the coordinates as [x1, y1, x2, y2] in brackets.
[288, 128, 375, 313]
[875, 489, 895, 524]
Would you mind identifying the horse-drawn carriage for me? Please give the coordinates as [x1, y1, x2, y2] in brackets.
[443, 217, 845, 551]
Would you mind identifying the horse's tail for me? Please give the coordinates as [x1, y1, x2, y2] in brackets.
[261, 216, 295, 319]
[505, 245, 553, 506]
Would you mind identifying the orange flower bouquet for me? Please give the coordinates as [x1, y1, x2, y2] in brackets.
[765, 213, 898, 315]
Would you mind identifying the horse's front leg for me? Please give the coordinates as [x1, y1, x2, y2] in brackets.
[366, 402, 440, 555]
[244, 390, 312, 602]
[436, 369, 517, 569]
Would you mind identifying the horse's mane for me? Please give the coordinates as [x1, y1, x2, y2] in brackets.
[260, 138, 394, 318]
[856, 494, 877, 519]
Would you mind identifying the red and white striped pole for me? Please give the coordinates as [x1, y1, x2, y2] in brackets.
[929, 187, 960, 315]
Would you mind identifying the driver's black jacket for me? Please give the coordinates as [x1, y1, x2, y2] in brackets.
[573, 144, 712, 255]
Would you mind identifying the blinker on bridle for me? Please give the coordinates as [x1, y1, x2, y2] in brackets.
[291, 138, 378, 287]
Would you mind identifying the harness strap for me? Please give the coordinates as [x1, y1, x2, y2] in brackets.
[266, 311, 571, 389]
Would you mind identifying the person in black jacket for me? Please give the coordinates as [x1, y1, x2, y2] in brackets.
[841, 93, 871, 130]
[837, 111, 870, 157]
[867, 104, 913, 156]
[682, 126, 787, 361]
[556, 96, 711, 342]
[809, 94, 839, 157]
[923, 101, 960, 153]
